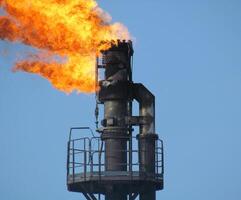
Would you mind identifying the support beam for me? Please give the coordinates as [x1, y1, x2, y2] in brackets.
[129, 193, 138, 200]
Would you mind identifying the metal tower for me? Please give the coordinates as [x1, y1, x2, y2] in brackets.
[66, 41, 164, 200]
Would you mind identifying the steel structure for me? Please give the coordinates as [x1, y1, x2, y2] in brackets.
[67, 41, 164, 200]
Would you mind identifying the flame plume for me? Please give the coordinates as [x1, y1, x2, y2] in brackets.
[0, 0, 130, 93]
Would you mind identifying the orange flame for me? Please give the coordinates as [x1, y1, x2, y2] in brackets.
[0, 0, 130, 93]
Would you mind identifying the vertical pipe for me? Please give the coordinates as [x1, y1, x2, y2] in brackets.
[137, 134, 157, 200]
[128, 100, 133, 174]
[99, 42, 133, 200]
[128, 47, 133, 175]
[140, 187, 156, 200]
[106, 193, 127, 200]
[137, 134, 157, 176]
[133, 84, 158, 200]
[104, 102, 128, 199]
[104, 101, 127, 172]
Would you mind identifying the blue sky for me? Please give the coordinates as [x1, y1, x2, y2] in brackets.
[1, 0, 241, 199]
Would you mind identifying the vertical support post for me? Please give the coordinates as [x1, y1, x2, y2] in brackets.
[84, 151, 87, 181]
[90, 139, 93, 176]
[67, 141, 70, 178]
[72, 140, 75, 182]
[129, 136, 133, 176]
[161, 140, 164, 176]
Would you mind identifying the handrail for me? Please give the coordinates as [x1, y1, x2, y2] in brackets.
[67, 136, 164, 180]
[67, 133, 164, 183]
[69, 127, 96, 141]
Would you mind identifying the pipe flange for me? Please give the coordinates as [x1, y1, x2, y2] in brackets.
[136, 133, 159, 140]
[101, 132, 130, 140]
[103, 127, 129, 133]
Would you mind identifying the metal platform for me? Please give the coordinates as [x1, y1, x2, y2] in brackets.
[66, 127, 164, 196]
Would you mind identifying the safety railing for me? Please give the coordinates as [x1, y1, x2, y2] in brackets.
[67, 127, 164, 183]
